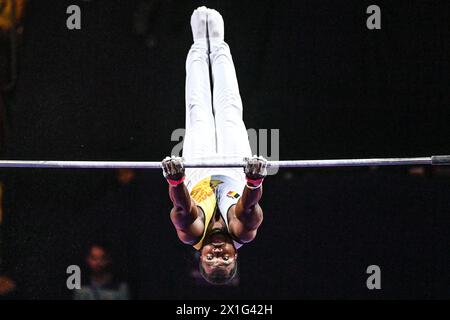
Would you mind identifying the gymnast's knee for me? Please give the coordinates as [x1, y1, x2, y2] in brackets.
[215, 103, 243, 126]
[188, 104, 214, 127]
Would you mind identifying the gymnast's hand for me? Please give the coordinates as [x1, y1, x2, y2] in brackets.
[244, 155, 268, 189]
[161, 156, 185, 186]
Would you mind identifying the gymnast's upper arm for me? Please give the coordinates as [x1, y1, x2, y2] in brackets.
[170, 205, 204, 244]
[229, 205, 263, 244]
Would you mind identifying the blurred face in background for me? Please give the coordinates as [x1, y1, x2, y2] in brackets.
[86, 245, 111, 274]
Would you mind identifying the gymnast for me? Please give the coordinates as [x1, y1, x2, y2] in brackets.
[161, 7, 267, 285]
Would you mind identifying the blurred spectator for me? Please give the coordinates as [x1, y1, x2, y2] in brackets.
[73, 244, 129, 300]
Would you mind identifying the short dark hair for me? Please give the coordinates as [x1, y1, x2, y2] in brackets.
[199, 260, 238, 285]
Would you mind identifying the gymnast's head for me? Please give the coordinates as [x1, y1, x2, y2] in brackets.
[198, 228, 238, 285]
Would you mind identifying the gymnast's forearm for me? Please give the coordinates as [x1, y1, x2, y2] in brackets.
[168, 184, 195, 216]
[241, 186, 263, 210]
[234, 187, 263, 231]
[235, 186, 263, 222]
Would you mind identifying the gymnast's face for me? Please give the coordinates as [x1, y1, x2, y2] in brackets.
[200, 230, 237, 276]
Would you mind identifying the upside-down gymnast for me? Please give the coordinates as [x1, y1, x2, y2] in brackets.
[161, 7, 268, 285]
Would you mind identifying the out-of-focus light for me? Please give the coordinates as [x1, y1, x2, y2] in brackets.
[0, 0, 26, 32]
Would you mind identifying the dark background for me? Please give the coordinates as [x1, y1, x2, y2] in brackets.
[1, 0, 450, 299]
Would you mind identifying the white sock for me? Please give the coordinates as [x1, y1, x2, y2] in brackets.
[207, 9, 225, 52]
[191, 6, 208, 48]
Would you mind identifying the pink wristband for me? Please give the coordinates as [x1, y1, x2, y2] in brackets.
[167, 176, 185, 186]
[246, 177, 264, 188]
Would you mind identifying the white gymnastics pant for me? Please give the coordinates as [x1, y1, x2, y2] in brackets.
[183, 41, 252, 187]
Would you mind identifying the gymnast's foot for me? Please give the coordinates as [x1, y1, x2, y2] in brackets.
[191, 6, 208, 46]
[207, 8, 225, 49]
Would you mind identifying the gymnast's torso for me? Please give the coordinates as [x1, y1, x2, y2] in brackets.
[187, 173, 245, 250]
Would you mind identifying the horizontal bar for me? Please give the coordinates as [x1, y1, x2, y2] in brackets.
[0, 156, 447, 169]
